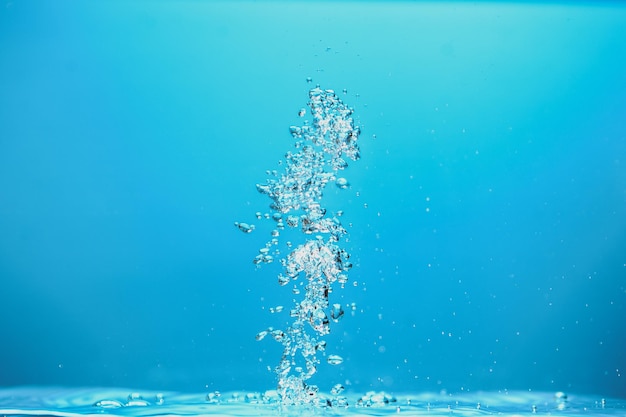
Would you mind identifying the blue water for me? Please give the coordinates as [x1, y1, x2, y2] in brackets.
[1, 0, 625, 413]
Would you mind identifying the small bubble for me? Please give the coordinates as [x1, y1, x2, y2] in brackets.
[327, 355, 344, 365]
[234, 222, 255, 233]
[298, 108, 306, 117]
[335, 177, 350, 189]
[206, 392, 221, 403]
[331, 383, 345, 395]
[330, 303, 344, 322]
[271, 329, 286, 342]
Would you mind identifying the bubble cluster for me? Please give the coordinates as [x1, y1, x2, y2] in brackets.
[250, 87, 360, 406]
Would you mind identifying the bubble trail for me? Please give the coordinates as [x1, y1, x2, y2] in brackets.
[250, 87, 360, 406]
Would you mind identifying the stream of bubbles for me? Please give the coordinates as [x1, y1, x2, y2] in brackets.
[236, 86, 360, 406]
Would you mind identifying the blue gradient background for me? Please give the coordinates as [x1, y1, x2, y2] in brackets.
[1, 1, 625, 399]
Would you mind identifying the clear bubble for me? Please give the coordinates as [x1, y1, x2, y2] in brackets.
[271, 329, 286, 342]
[335, 177, 349, 189]
[331, 383, 345, 395]
[235, 222, 255, 233]
[327, 355, 344, 365]
[269, 306, 284, 314]
[330, 303, 344, 322]
[206, 392, 221, 403]
[286, 216, 299, 228]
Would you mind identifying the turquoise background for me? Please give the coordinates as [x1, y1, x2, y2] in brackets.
[1, 1, 625, 398]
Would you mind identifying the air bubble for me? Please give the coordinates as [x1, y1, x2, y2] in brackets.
[327, 355, 344, 365]
[330, 303, 344, 322]
[235, 222, 255, 233]
[269, 306, 284, 313]
[335, 177, 350, 189]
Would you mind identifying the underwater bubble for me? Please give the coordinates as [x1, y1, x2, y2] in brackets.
[290, 126, 302, 138]
[327, 354, 344, 365]
[335, 177, 350, 189]
[271, 329, 286, 342]
[235, 222, 255, 233]
[206, 391, 221, 403]
[256, 184, 270, 195]
[298, 108, 306, 117]
[330, 303, 344, 322]
[331, 383, 345, 395]
[269, 305, 284, 313]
